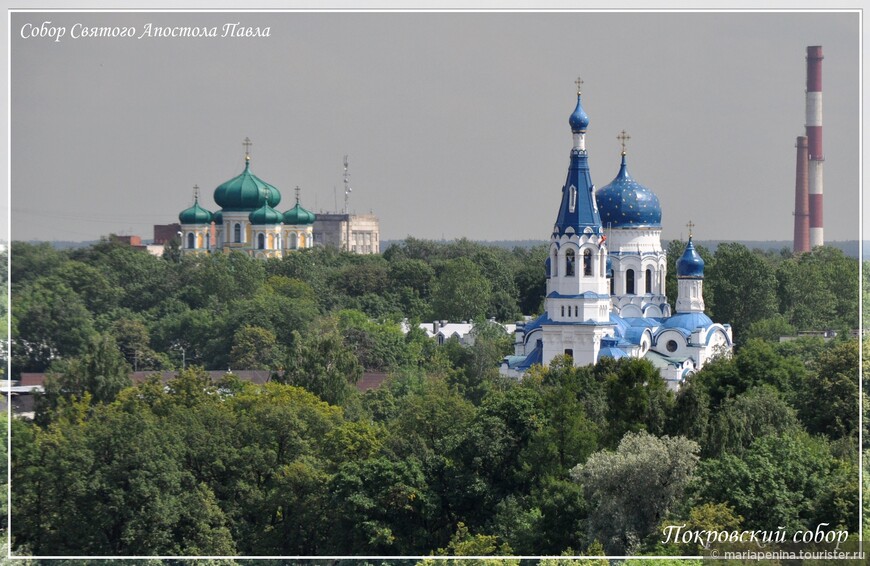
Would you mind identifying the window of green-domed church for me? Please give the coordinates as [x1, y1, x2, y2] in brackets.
[583, 249, 592, 276]
[626, 269, 635, 294]
[257, 233, 265, 249]
[289, 233, 298, 249]
[646, 268, 652, 294]
[566, 249, 576, 276]
[234, 223, 241, 243]
[666, 340, 678, 353]
[187, 232, 194, 249]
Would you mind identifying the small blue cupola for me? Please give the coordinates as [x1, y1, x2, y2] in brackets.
[677, 237, 705, 278]
[569, 93, 590, 133]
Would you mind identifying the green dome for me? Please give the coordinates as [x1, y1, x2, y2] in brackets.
[214, 210, 223, 224]
[283, 202, 316, 225]
[249, 202, 283, 225]
[213, 159, 281, 211]
[178, 199, 214, 225]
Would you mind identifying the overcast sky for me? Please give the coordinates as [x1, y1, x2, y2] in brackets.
[8, 9, 862, 243]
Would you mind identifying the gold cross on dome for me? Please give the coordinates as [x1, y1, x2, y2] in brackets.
[242, 137, 253, 158]
[617, 130, 631, 155]
[686, 220, 695, 238]
[575, 76, 584, 94]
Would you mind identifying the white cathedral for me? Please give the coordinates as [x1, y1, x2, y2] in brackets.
[500, 81, 732, 389]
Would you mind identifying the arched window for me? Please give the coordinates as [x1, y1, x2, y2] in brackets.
[257, 233, 265, 250]
[583, 249, 592, 276]
[610, 277, 614, 295]
[186, 232, 194, 249]
[565, 249, 576, 276]
[645, 268, 653, 294]
[289, 233, 298, 250]
[574, 306, 578, 317]
[551, 251, 558, 277]
[626, 269, 635, 294]
[234, 223, 241, 243]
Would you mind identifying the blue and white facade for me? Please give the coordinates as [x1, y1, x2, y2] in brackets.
[501, 84, 732, 389]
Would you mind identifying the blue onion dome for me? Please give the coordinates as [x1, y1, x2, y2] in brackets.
[568, 93, 590, 132]
[283, 202, 316, 225]
[213, 157, 281, 210]
[596, 153, 662, 228]
[178, 198, 213, 225]
[249, 201, 283, 225]
[676, 237, 705, 278]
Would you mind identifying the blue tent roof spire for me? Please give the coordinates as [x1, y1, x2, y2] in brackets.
[554, 79, 602, 237]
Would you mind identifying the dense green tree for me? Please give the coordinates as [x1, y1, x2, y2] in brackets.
[798, 339, 859, 439]
[328, 456, 432, 554]
[743, 314, 796, 342]
[12, 280, 96, 373]
[667, 379, 711, 444]
[704, 386, 801, 457]
[110, 317, 170, 371]
[229, 325, 284, 370]
[423, 521, 517, 564]
[694, 432, 855, 531]
[10, 242, 66, 285]
[599, 358, 674, 446]
[431, 258, 493, 321]
[36, 333, 131, 423]
[571, 431, 699, 555]
[279, 324, 362, 406]
[693, 338, 806, 408]
[337, 309, 412, 371]
[706, 243, 777, 342]
[512, 245, 548, 316]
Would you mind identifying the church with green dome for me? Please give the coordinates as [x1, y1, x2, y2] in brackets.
[177, 139, 316, 259]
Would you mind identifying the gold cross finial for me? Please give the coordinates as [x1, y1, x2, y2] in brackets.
[242, 137, 253, 161]
[295, 185, 301, 204]
[686, 220, 695, 238]
[575, 76, 584, 95]
[193, 184, 200, 201]
[617, 130, 631, 155]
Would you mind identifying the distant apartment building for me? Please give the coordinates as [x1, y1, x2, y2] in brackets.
[313, 213, 380, 254]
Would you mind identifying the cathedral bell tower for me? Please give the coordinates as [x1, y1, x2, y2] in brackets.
[541, 79, 614, 367]
[675, 224, 706, 314]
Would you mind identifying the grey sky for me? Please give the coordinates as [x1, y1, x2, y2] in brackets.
[9, 10, 861, 243]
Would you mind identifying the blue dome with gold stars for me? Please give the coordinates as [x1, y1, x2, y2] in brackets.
[596, 153, 662, 229]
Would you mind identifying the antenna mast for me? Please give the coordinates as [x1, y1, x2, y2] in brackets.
[343, 155, 352, 214]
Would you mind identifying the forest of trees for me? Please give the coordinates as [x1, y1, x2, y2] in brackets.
[5, 238, 866, 560]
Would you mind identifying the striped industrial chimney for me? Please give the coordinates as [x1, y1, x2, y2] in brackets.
[793, 136, 809, 253]
[806, 46, 824, 248]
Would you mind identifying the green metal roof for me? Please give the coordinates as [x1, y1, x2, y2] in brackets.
[283, 202, 316, 225]
[249, 202, 283, 225]
[213, 159, 281, 211]
[178, 199, 214, 225]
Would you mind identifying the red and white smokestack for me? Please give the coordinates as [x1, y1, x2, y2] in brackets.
[793, 136, 809, 253]
[806, 45, 824, 248]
